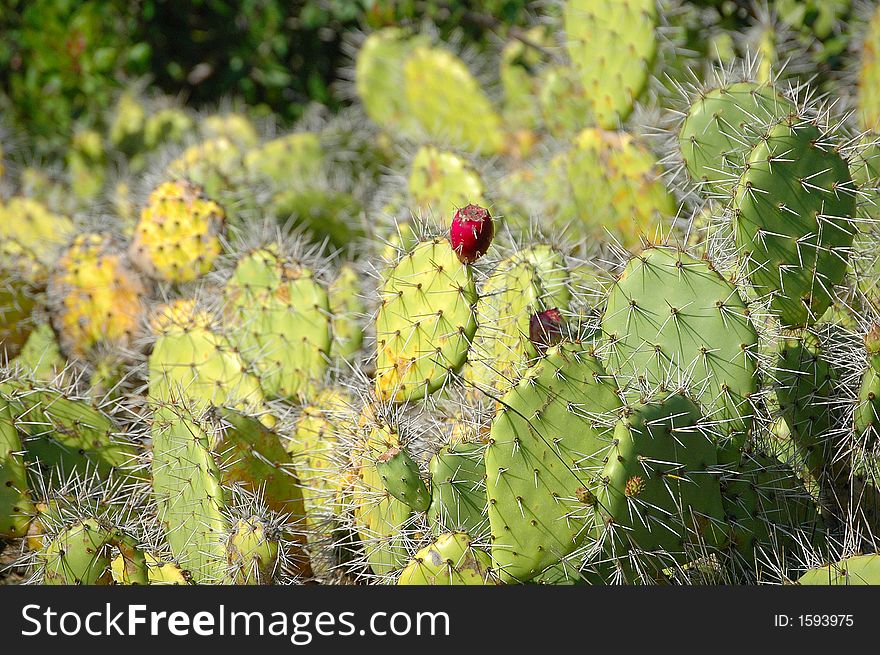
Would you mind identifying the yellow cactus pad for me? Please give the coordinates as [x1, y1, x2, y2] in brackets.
[50, 233, 146, 357]
[130, 180, 226, 283]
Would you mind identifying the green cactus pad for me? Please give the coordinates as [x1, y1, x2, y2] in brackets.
[214, 409, 311, 578]
[13, 323, 65, 380]
[721, 452, 826, 578]
[351, 423, 412, 577]
[775, 334, 838, 477]
[398, 532, 493, 585]
[166, 137, 246, 200]
[355, 28, 425, 138]
[734, 120, 857, 328]
[500, 27, 550, 130]
[224, 247, 331, 402]
[288, 389, 348, 538]
[375, 238, 477, 402]
[563, 0, 658, 128]
[245, 132, 324, 185]
[679, 82, 793, 193]
[215, 409, 308, 526]
[5, 387, 139, 479]
[798, 554, 880, 585]
[603, 246, 758, 457]
[227, 516, 280, 585]
[0, 197, 75, 268]
[596, 394, 726, 577]
[0, 244, 42, 358]
[148, 300, 269, 423]
[427, 442, 487, 536]
[151, 404, 230, 584]
[858, 6, 880, 132]
[376, 445, 431, 512]
[855, 367, 880, 438]
[403, 46, 505, 155]
[407, 145, 486, 224]
[0, 398, 33, 538]
[465, 246, 570, 395]
[486, 345, 623, 582]
[42, 519, 148, 585]
[538, 65, 592, 138]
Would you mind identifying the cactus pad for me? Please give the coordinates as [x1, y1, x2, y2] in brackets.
[398, 532, 493, 585]
[485, 345, 623, 582]
[603, 246, 758, 456]
[679, 82, 793, 193]
[563, 0, 658, 128]
[375, 238, 477, 402]
[403, 46, 505, 155]
[49, 233, 145, 357]
[130, 180, 225, 283]
[224, 246, 331, 402]
[734, 119, 856, 328]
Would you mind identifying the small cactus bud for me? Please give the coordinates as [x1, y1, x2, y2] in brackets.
[575, 486, 596, 505]
[450, 204, 493, 264]
[624, 475, 646, 498]
[530, 308, 565, 353]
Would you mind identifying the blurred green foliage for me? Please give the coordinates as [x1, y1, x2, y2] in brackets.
[0, 0, 532, 157]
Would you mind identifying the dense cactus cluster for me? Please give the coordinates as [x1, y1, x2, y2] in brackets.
[5, 0, 880, 586]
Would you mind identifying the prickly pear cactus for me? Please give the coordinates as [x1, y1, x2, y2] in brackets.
[408, 145, 486, 223]
[13, 323, 65, 380]
[148, 300, 269, 422]
[288, 389, 348, 539]
[4, 385, 139, 479]
[398, 532, 493, 585]
[355, 28, 426, 138]
[228, 516, 281, 585]
[563, 0, 658, 128]
[328, 264, 365, 363]
[151, 402, 230, 584]
[733, 118, 856, 328]
[720, 451, 825, 581]
[49, 233, 146, 357]
[224, 246, 331, 402]
[166, 137, 246, 200]
[375, 238, 478, 402]
[427, 442, 487, 536]
[465, 246, 570, 395]
[245, 131, 324, 184]
[376, 445, 431, 512]
[485, 344, 622, 582]
[679, 82, 793, 194]
[0, 398, 33, 538]
[41, 518, 148, 585]
[403, 46, 505, 155]
[349, 420, 413, 578]
[858, 5, 880, 132]
[129, 180, 226, 283]
[0, 197, 74, 266]
[603, 246, 758, 458]
[596, 393, 726, 580]
[775, 333, 839, 477]
[548, 128, 676, 249]
[0, 242, 43, 357]
[799, 554, 880, 585]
